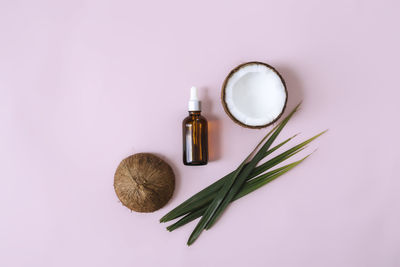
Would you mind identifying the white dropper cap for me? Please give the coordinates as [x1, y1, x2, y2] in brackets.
[188, 86, 201, 111]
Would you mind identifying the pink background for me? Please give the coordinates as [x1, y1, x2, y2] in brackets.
[1, 0, 400, 266]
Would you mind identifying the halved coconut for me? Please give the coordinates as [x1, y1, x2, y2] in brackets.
[221, 62, 287, 128]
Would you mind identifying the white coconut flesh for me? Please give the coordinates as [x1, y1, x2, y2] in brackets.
[224, 63, 287, 127]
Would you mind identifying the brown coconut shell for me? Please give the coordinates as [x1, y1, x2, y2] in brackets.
[221, 61, 288, 129]
[114, 153, 175, 213]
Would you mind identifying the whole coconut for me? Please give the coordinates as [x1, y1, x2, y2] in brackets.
[114, 153, 175, 212]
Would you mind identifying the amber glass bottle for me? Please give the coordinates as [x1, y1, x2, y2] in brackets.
[183, 87, 208, 165]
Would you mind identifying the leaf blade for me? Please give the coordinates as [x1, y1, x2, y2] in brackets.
[205, 103, 301, 229]
[186, 115, 286, 245]
[167, 154, 311, 232]
[159, 133, 297, 223]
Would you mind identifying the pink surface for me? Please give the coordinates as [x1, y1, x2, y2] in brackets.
[1, 0, 400, 266]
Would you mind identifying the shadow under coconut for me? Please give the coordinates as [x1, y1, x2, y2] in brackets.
[275, 65, 304, 118]
[151, 152, 182, 208]
[201, 87, 222, 162]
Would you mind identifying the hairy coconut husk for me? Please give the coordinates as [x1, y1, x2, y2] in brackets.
[114, 153, 175, 213]
[221, 61, 288, 129]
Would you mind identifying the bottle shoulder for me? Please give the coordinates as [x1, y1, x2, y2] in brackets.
[198, 115, 208, 123]
[182, 116, 192, 124]
[183, 113, 208, 124]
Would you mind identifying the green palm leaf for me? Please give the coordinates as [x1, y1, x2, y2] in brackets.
[187, 104, 300, 245]
[167, 154, 310, 232]
[204, 104, 301, 230]
[160, 134, 298, 223]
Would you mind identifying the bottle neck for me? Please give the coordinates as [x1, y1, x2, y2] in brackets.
[189, 111, 201, 116]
